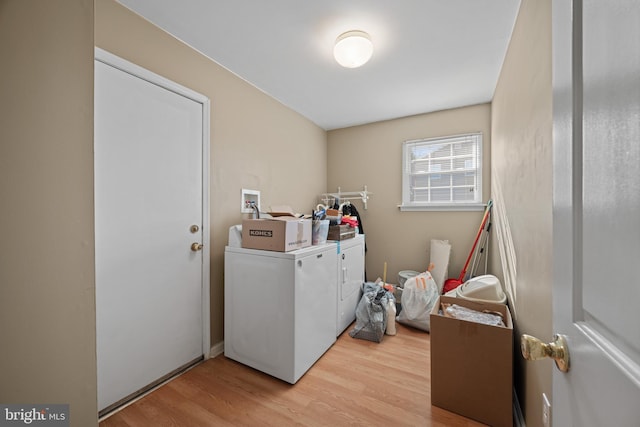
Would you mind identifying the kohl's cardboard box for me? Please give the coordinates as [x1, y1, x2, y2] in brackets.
[241, 206, 311, 252]
[430, 295, 513, 427]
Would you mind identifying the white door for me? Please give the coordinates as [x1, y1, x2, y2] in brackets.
[95, 49, 210, 414]
[552, 0, 640, 425]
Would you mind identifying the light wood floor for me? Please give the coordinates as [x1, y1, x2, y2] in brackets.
[100, 323, 486, 426]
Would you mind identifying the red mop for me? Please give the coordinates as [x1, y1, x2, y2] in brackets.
[442, 200, 493, 294]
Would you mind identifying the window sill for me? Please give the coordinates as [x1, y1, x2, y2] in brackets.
[398, 203, 486, 212]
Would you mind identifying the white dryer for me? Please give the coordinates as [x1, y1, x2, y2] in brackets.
[335, 234, 365, 336]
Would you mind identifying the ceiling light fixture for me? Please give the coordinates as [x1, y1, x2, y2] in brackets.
[333, 30, 373, 68]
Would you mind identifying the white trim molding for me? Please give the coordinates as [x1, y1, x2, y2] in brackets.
[95, 46, 212, 363]
[491, 169, 518, 317]
[210, 341, 224, 358]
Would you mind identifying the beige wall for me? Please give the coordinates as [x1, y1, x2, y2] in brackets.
[327, 104, 491, 284]
[490, 0, 553, 426]
[95, 0, 328, 345]
[0, 2, 550, 424]
[0, 1, 98, 426]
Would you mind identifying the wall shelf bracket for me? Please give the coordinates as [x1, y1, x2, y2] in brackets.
[320, 185, 372, 210]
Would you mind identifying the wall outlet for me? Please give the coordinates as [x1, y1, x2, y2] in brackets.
[542, 392, 551, 427]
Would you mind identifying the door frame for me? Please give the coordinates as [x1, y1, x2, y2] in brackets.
[95, 47, 211, 360]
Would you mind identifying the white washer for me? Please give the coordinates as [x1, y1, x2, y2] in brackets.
[224, 243, 337, 384]
[335, 234, 365, 336]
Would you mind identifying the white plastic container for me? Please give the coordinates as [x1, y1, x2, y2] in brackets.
[385, 298, 397, 335]
[228, 224, 243, 247]
[455, 274, 507, 304]
[312, 220, 330, 245]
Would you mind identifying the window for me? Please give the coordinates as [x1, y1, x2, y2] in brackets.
[401, 133, 483, 211]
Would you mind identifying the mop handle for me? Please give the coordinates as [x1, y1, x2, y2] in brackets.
[458, 201, 493, 282]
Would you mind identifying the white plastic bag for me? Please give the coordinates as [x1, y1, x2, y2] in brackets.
[397, 271, 439, 332]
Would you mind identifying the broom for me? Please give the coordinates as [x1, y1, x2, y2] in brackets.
[442, 200, 493, 294]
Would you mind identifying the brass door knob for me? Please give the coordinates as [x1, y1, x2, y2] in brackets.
[521, 333, 570, 373]
[191, 243, 203, 252]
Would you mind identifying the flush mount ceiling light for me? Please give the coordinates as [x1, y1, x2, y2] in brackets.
[333, 30, 373, 68]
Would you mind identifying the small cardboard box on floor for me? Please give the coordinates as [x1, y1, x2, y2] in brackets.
[430, 295, 513, 427]
[242, 216, 311, 252]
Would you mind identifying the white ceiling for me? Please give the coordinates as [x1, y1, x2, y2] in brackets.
[116, 0, 521, 130]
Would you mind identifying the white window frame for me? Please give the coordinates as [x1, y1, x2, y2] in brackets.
[400, 132, 484, 211]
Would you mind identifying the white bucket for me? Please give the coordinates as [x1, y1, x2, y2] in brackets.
[398, 270, 420, 287]
[456, 274, 507, 304]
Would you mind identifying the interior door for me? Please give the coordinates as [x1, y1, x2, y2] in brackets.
[95, 50, 208, 414]
[552, 0, 640, 425]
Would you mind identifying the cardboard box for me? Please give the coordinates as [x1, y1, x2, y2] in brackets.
[430, 296, 513, 427]
[327, 224, 356, 241]
[242, 217, 311, 252]
[267, 205, 309, 218]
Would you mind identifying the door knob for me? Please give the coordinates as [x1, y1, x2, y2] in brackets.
[521, 333, 570, 373]
[191, 243, 203, 252]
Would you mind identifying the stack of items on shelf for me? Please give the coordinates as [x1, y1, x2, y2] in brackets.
[313, 204, 360, 241]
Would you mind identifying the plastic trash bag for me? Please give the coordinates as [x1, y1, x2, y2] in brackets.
[443, 303, 505, 327]
[397, 271, 439, 332]
[349, 283, 390, 343]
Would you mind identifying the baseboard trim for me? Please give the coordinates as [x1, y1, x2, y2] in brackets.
[210, 340, 224, 358]
[513, 388, 526, 427]
[99, 356, 202, 421]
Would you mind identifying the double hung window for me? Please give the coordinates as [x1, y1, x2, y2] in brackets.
[401, 133, 483, 210]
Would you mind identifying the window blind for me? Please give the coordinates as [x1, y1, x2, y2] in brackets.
[402, 133, 482, 208]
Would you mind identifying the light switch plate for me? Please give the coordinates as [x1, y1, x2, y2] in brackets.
[542, 392, 551, 427]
